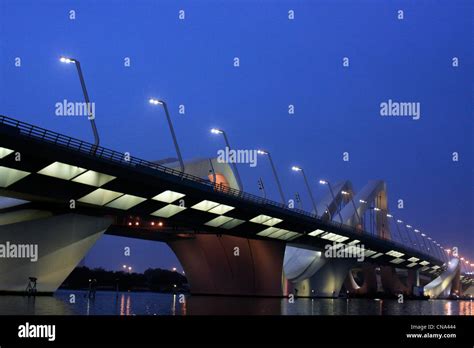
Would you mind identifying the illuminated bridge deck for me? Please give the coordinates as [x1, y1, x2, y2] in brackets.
[0, 115, 445, 276]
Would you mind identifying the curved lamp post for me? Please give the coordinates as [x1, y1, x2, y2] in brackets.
[210, 128, 243, 190]
[149, 98, 185, 173]
[60, 56, 100, 149]
[257, 149, 285, 204]
[291, 166, 318, 216]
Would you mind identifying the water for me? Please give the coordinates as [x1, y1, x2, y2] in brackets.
[0, 290, 472, 315]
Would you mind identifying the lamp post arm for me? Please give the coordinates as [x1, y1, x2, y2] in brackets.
[75, 60, 100, 148]
[267, 152, 286, 204]
[161, 101, 185, 173]
[222, 131, 243, 190]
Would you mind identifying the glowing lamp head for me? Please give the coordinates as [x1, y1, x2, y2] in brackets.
[373, 207, 381, 211]
[319, 180, 327, 185]
[386, 214, 393, 218]
[359, 199, 367, 204]
[257, 149, 268, 155]
[291, 166, 302, 172]
[59, 57, 75, 64]
[149, 98, 162, 105]
[341, 190, 349, 196]
[210, 128, 223, 134]
[406, 225, 412, 229]
[396, 219, 403, 223]
[414, 229, 420, 233]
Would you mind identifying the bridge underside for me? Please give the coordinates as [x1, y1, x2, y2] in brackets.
[0, 200, 466, 298]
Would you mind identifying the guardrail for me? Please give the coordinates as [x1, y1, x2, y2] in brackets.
[0, 115, 443, 263]
[0, 115, 315, 214]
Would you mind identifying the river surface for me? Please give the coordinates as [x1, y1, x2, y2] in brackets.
[0, 290, 472, 315]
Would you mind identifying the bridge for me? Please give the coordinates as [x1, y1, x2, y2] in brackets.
[0, 115, 472, 298]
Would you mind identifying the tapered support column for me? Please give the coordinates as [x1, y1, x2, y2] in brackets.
[0, 210, 112, 293]
[379, 266, 416, 295]
[424, 258, 461, 298]
[344, 264, 378, 296]
[168, 234, 285, 296]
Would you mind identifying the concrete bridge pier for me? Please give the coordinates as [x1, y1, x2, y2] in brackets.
[0, 209, 112, 293]
[289, 258, 356, 298]
[379, 266, 417, 295]
[167, 234, 285, 297]
[450, 266, 461, 296]
[424, 258, 461, 298]
[344, 264, 378, 296]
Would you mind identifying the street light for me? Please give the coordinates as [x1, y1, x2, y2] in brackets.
[395, 219, 411, 247]
[341, 190, 361, 225]
[292, 166, 318, 215]
[412, 228, 425, 252]
[210, 128, 243, 190]
[257, 149, 286, 204]
[149, 98, 185, 173]
[402, 224, 418, 250]
[426, 235, 439, 259]
[417, 231, 431, 254]
[387, 214, 404, 244]
[60, 56, 100, 149]
[319, 180, 343, 222]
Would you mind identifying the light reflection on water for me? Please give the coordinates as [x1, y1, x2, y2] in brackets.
[0, 290, 472, 316]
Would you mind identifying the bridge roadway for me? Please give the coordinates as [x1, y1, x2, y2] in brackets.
[0, 115, 445, 279]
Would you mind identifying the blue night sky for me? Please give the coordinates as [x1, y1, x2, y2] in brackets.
[0, 0, 472, 272]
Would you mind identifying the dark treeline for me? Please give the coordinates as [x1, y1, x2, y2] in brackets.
[61, 266, 188, 293]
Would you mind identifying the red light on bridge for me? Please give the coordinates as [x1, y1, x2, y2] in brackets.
[135, 221, 139, 226]
[127, 222, 132, 226]
[158, 222, 163, 227]
[151, 221, 155, 226]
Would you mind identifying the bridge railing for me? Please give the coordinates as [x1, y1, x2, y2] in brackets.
[0, 115, 441, 263]
[0, 115, 298, 210]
